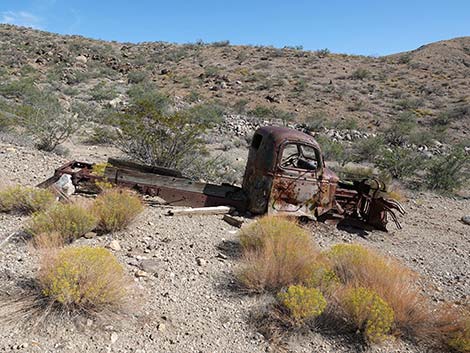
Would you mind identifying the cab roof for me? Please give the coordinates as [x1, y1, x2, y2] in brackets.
[254, 126, 321, 150]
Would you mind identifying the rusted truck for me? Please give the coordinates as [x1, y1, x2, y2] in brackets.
[39, 126, 404, 230]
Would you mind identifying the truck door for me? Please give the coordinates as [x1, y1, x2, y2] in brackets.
[268, 142, 322, 217]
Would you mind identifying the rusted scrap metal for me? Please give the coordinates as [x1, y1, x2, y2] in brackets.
[38, 126, 405, 231]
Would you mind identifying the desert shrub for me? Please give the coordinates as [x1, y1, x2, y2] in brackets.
[425, 147, 469, 192]
[375, 147, 421, 180]
[116, 93, 209, 171]
[315, 135, 348, 164]
[341, 286, 394, 343]
[185, 102, 225, 125]
[351, 136, 385, 163]
[90, 82, 117, 101]
[307, 264, 339, 292]
[277, 285, 327, 324]
[32, 231, 66, 249]
[38, 246, 128, 309]
[447, 317, 470, 353]
[0, 185, 56, 214]
[351, 68, 370, 80]
[92, 188, 143, 233]
[28, 203, 98, 242]
[238, 215, 320, 292]
[16, 91, 85, 151]
[397, 98, 423, 110]
[385, 112, 417, 146]
[239, 215, 309, 252]
[127, 83, 170, 112]
[315, 48, 330, 58]
[127, 70, 147, 84]
[326, 244, 429, 337]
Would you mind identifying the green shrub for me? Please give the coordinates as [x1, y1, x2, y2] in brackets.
[385, 112, 417, 146]
[28, 203, 98, 242]
[0, 185, 56, 214]
[341, 287, 394, 343]
[92, 188, 143, 233]
[351, 136, 385, 163]
[16, 92, 84, 151]
[425, 147, 469, 192]
[38, 246, 128, 309]
[351, 68, 370, 80]
[315, 135, 348, 164]
[116, 94, 208, 171]
[376, 147, 421, 179]
[277, 285, 327, 324]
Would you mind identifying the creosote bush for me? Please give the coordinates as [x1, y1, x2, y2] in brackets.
[238, 215, 320, 292]
[28, 203, 98, 243]
[92, 188, 143, 233]
[277, 285, 327, 324]
[0, 185, 56, 214]
[341, 286, 394, 343]
[38, 246, 128, 309]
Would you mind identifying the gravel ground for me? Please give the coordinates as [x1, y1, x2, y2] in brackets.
[0, 141, 469, 353]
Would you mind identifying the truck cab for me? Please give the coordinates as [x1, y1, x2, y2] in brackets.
[242, 126, 339, 218]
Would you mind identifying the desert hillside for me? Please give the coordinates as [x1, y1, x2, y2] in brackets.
[0, 24, 469, 139]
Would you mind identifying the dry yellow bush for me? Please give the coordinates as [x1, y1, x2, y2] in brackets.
[277, 285, 327, 324]
[92, 188, 143, 233]
[340, 286, 394, 343]
[326, 243, 430, 337]
[27, 203, 98, 242]
[238, 215, 320, 292]
[0, 185, 56, 214]
[38, 246, 128, 310]
[239, 215, 308, 251]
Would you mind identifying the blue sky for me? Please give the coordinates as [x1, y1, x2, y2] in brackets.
[0, 0, 469, 55]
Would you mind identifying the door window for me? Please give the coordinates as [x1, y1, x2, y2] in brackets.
[280, 143, 319, 170]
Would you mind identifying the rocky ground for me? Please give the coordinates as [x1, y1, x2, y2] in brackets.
[0, 140, 469, 353]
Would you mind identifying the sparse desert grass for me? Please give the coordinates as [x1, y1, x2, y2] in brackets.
[38, 246, 129, 311]
[237, 215, 320, 292]
[92, 188, 143, 233]
[0, 185, 56, 214]
[27, 202, 98, 243]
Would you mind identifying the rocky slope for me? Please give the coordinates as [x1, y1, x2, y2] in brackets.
[0, 24, 469, 141]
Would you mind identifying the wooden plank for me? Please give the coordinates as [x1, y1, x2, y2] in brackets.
[167, 206, 234, 216]
[104, 166, 242, 199]
[222, 214, 244, 228]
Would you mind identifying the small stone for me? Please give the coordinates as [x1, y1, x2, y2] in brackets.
[84, 232, 96, 239]
[108, 240, 121, 251]
[461, 215, 470, 225]
[196, 257, 207, 266]
[135, 270, 149, 278]
[110, 332, 118, 344]
[216, 253, 228, 260]
[157, 323, 166, 331]
[86, 319, 93, 327]
[140, 259, 159, 274]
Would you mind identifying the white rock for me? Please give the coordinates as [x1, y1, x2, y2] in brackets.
[108, 240, 121, 251]
[110, 332, 118, 344]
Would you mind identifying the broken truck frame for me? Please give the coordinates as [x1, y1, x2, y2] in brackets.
[38, 126, 405, 230]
